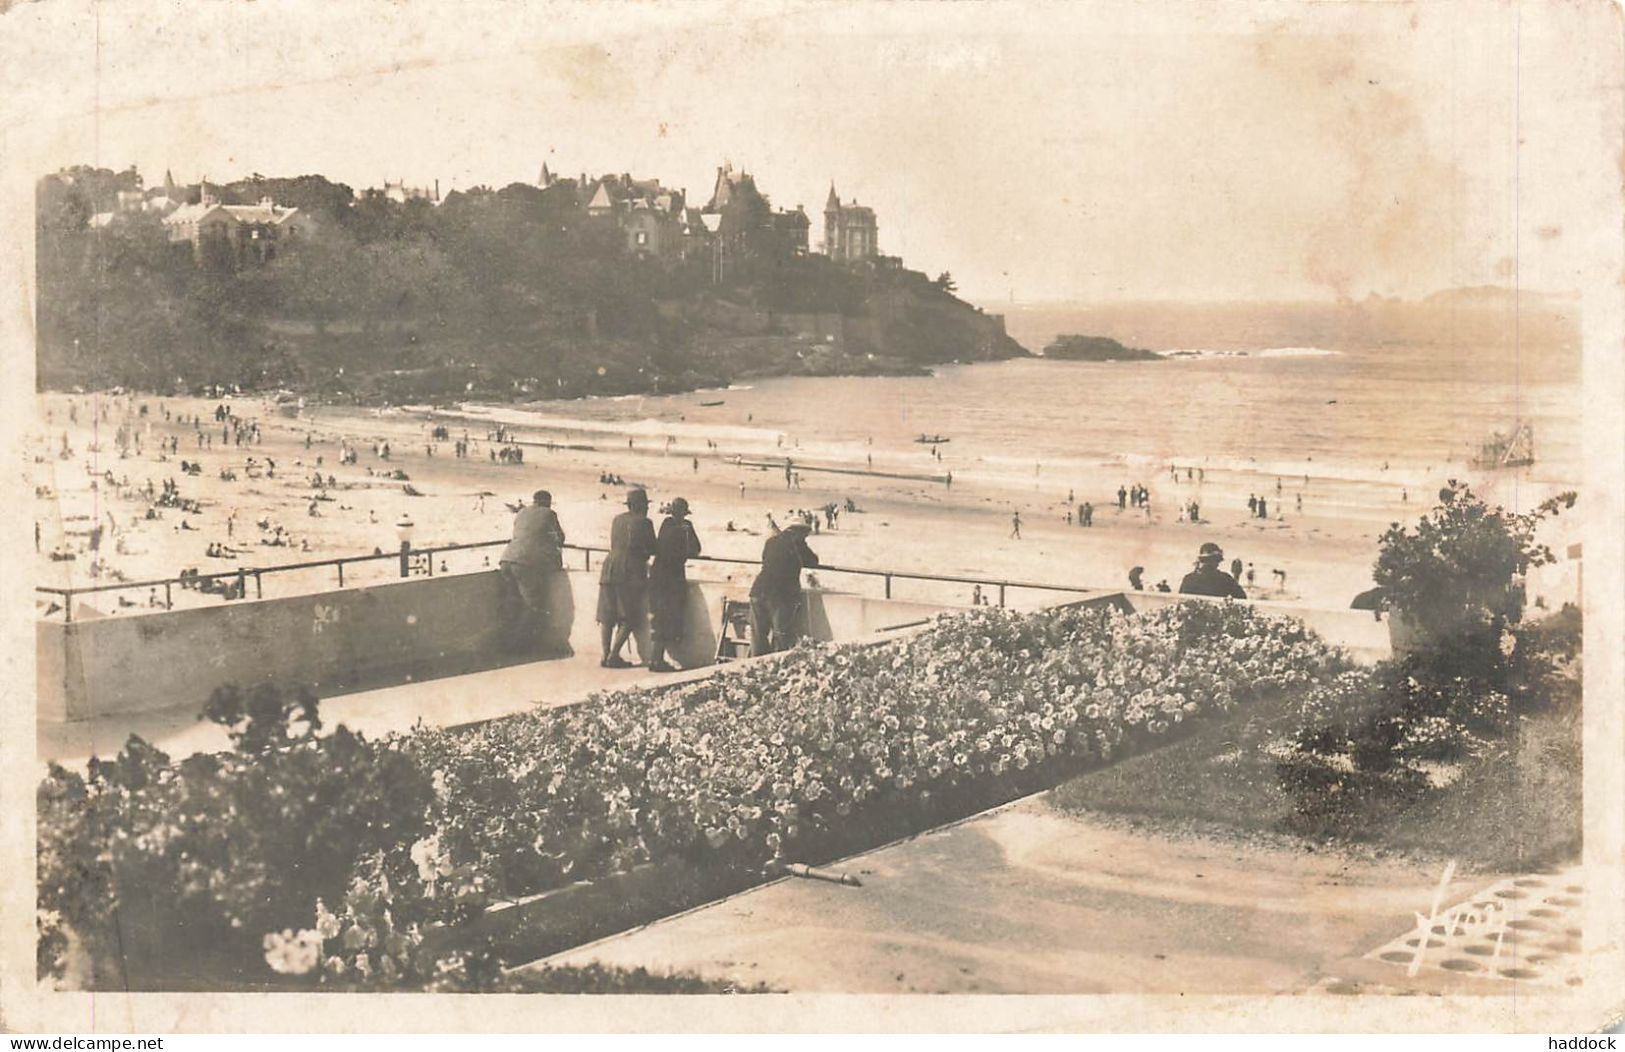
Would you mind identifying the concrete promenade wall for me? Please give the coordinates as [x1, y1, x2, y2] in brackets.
[38, 570, 574, 722]
[37, 564, 1392, 723]
[1121, 591, 1393, 664]
[37, 568, 963, 723]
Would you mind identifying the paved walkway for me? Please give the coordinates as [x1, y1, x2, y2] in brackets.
[38, 649, 718, 766]
[542, 796, 1581, 998]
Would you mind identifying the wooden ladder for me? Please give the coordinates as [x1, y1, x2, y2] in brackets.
[715, 598, 754, 663]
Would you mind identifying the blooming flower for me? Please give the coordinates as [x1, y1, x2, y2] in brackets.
[263, 928, 322, 976]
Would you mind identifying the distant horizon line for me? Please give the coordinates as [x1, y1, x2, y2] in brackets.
[969, 286, 1580, 311]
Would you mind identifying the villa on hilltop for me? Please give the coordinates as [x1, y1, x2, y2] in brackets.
[382, 178, 439, 204]
[555, 160, 817, 278]
[824, 185, 878, 262]
[83, 169, 190, 228]
[700, 163, 810, 279]
[163, 183, 312, 264]
[579, 169, 700, 261]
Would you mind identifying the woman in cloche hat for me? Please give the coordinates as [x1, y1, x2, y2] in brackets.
[647, 496, 702, 672]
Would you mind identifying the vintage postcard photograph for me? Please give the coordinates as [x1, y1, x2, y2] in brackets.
[2, 0, 1621, 1035]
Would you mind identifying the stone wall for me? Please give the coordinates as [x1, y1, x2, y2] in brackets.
[38, 570, 570, 722]
[36, 569, 959, 723]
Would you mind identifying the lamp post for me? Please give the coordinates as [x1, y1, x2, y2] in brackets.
[396, 514, 415, 577]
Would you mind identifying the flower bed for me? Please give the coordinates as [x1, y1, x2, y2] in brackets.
[410, 601, 1348, 906]
[39, 599, 1349, 989]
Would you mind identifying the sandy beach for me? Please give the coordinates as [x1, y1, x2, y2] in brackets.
[30, 385, 1576, 624]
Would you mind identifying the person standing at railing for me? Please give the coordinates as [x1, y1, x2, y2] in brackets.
[1179, 542, 1246, 599]
[647, 497, 701, 673]
[499, 489, 566, 652]
[598, 489, 657, 669]
[749, 521, 819, 656]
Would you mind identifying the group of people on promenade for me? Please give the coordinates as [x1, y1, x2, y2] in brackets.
[498, 487, 1288, 678]
[498, 486, 822, 672]
[594, 488, 707, 672]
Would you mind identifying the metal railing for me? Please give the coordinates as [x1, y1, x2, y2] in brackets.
[35, 539, 513, 622]
[35, 538, 1113, 622]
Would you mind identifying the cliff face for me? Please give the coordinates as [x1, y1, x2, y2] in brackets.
[658, 280, 1025, 389]
[693, 274, 1025, 387]
[851, 282, 1026, 365]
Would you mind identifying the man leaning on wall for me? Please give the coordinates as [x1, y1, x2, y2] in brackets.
[499, 489, 566, 653]
[749, 521, 819, 656]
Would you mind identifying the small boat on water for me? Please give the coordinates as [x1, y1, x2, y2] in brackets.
[698, 400, 725, 407]
[914, 434, 950, 444]
[1470, 423, 1535, 469]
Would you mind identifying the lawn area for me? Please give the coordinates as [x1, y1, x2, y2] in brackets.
[1046, 686, 1581, 873]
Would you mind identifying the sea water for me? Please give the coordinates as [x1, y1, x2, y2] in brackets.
[507, 344, 1574, 478]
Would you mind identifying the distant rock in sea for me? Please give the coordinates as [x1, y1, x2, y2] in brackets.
[1041, 335, 1162, 362]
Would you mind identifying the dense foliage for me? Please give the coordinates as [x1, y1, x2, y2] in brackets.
[1277, 486, 1580, 826]
[37, 684, 432, 986]
[36, 166, 1024, 400]
[38, 600, 1347, 990]
[1374, 483, 1574, 648]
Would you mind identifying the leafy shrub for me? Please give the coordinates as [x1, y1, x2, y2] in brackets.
[1279, 499, 1582, 834]
[37, 685, 432, 984]
[1508, 603, 1583, 708]
[1375, 484, 1574, 653]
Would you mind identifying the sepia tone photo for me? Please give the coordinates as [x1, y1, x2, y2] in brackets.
[3, 0, 1622, 1034]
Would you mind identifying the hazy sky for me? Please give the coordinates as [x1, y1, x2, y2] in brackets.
[3, 0, 1616, 305]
